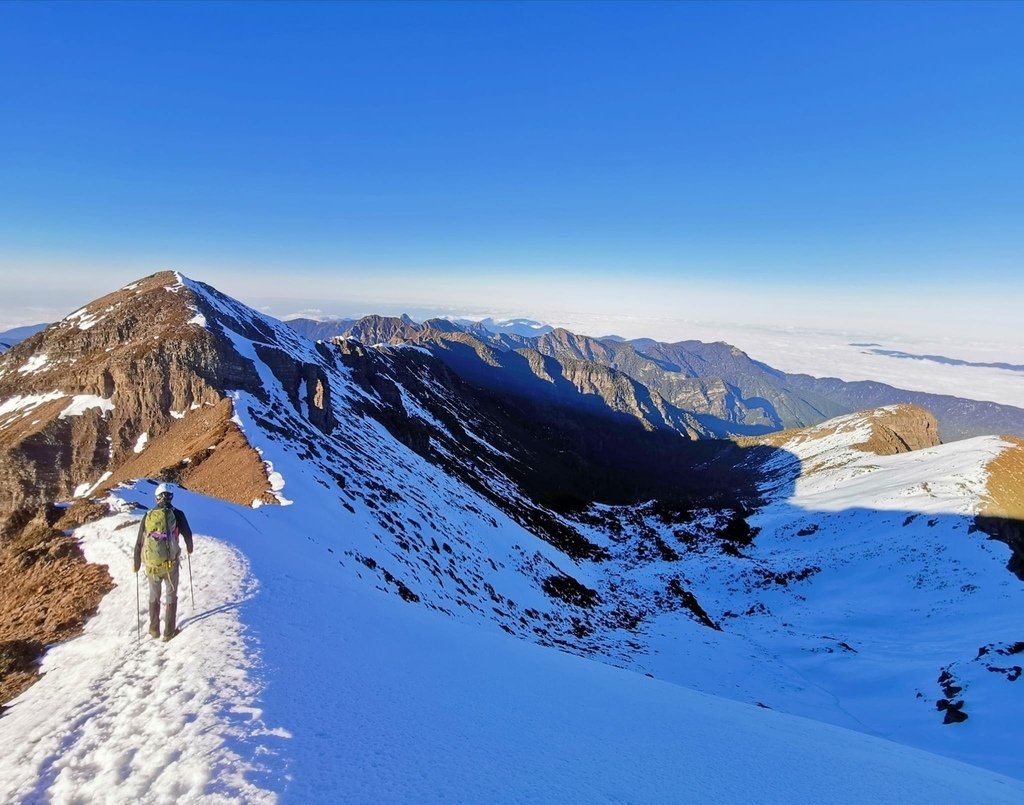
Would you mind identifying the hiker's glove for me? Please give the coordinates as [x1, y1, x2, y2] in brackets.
[132, 561, 140, 574]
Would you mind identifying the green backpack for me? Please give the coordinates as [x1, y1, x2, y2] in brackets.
[142, 507, 179, 576]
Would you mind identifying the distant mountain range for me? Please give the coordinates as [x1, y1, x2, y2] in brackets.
[459, 316, 556, 337]
[0, 323, 47, 354]
[284, 314, 555, 342]
[284, 315, 1024, 442]
[857, 345, 1024, 373]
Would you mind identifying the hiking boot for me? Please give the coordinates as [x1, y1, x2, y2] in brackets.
[148, 602, 161, 638]
[162, 601, 177, 641]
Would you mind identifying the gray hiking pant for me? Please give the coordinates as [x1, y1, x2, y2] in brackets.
[148, 563, 180, 606]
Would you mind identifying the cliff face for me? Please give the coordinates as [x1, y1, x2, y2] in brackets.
[851, 405, 941, 455]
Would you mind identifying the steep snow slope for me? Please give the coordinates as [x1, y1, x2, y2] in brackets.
[2, 486, 1023, 804]
[182, 275, 613, 649]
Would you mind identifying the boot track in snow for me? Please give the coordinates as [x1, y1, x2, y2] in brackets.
[0, 505, 288, 804]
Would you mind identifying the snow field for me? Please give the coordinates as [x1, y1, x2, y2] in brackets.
[87, 482, 1010, 805]
[727, 432, 1024, 775]
[205, 479, 1024, 804]
[58, 395, 115, 420]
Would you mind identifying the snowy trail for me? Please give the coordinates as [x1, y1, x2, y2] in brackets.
[0, 508, 283, 804]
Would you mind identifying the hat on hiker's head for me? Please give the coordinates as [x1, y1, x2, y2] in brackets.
[154, 483, 172, 501]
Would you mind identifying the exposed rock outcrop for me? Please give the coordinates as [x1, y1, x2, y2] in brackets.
[0, 272, 270, 524]
[851, 405, 941, 455]
[739, 404, 941, 457]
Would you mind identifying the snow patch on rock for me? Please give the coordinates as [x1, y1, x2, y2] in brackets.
[59, 395, 115, 420]
[17, 354, 50, 374]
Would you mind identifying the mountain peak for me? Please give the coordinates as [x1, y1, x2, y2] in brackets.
[0, 271, 288, 523]
[339, 314, 422, 345]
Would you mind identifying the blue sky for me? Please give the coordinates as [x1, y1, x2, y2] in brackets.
[1, 1, 1021, 343]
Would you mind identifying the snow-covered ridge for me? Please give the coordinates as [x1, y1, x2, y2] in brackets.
[4, 272, 1023, 799]
[0, 500, 279, 804]
[757, 405, 1001, 515]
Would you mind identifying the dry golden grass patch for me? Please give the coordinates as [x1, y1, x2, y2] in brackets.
[982, 436, 1024, 520]
[0, 501, 114, 709]
[99, 397, 276, 507]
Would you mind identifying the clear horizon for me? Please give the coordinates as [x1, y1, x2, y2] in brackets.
[2, 2, 1022, 348]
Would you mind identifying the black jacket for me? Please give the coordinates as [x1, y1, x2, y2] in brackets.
[133, 505, 194, 573]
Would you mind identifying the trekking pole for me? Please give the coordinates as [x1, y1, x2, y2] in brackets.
[135, 570, 141, 643]
[187, 550, 195, 614]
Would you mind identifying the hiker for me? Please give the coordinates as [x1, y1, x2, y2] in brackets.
[133, 483, 194, 641]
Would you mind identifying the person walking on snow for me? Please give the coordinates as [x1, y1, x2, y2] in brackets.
[133, 483, 193, 641]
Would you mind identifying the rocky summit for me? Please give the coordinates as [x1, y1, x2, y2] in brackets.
[0, 272, 272, 523]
